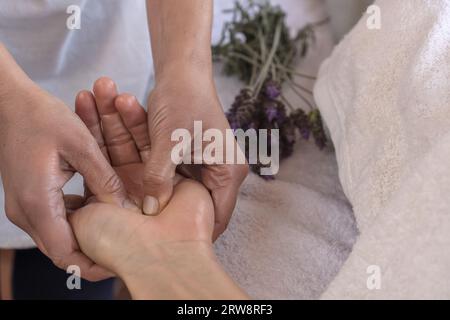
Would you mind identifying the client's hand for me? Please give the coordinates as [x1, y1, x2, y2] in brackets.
[74, 78, 150, 208]
[69, 78, 246, 299]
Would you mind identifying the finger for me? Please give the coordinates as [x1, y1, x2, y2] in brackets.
[201, 164, 249, 241]
[75, 90, 109, 201]
[211, 186, 238, 241]
[142, 142, 177, 216]
[92, 77, 140, 166]
[61, 250, 115, 281]
[62, 133, 128, 207]
[115, 94, 151, 162]
[75, 90, 110, 162]
[27, 190, 113, 281]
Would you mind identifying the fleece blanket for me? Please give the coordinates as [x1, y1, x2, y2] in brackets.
[315, 0, 450, 299]
[213, 0, 359, 299]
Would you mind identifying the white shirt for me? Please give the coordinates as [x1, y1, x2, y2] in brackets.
[0, 0, 153, 248]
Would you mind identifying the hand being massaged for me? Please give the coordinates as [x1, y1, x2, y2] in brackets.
[68, 78, 247, 299]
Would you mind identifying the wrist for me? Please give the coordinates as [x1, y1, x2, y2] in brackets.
[154, 58, 214, 86]
[118, 241, 247, 299]
[118, 241, 211, 298]
[117, 240, 212, 280]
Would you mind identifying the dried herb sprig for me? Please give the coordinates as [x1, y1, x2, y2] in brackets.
[214, 0, 329, 178]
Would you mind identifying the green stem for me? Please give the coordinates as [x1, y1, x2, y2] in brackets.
[289, 79, 314, 95]
[228, 52, 259, 66]
[252, 20, 283, 96]
[281, 94, 295, 111]
[277, 64, 316, 80]
[287, 81, 314, 111]
[258, 29, 267, 62]
[227, 52, 316, 84]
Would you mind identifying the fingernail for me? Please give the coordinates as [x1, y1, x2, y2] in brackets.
[143, 196, 159, 216]
[123, 199, 139, 210]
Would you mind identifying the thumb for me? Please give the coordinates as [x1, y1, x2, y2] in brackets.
[63, 138, 129, 207]
[142, 141, 177, 215]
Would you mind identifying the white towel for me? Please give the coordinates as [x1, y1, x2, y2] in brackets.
[214, 0, 359, 299]
[214, 142, 357, 299]
[315, 0, 450, 299]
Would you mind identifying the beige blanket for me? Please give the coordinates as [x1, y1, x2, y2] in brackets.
[315, 0, 450, 299]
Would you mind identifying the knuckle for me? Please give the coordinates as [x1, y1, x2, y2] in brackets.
[46, 245, 75, 272]
[143, 169, 169, 188]
[107, 131, 132, 147]
[67, 136, 99, 162]
[83, 139, 101, 158]
[102, 173, 123, 195]
[52, 257, 66, 269]
[49, 252, 68, 270]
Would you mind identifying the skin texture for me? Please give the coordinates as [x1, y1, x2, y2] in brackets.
[145, 0, 249, 239]
[0, 44, 128, 281]
[71, 80, 248, 299]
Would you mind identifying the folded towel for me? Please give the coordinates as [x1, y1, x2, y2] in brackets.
[315, 0, 450, 299]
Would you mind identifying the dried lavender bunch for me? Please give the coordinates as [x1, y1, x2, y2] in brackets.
[215, 0, 329, 178]
[213, 1, 322, 87]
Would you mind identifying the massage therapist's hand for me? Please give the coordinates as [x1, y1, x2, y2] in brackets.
[0, 44, 128, 281]
[144, 72, 248, 240]
[144, 0, 249, 240]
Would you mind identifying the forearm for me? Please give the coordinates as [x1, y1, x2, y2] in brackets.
[146, 0, 214, 82]
[119, 242, 249, 300]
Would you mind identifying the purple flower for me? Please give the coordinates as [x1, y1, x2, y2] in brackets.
[265, 105, 279, 122]
[264, 81, 281, 100]
[300, 128, 310, 140]
[230, 120, 240, 130]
